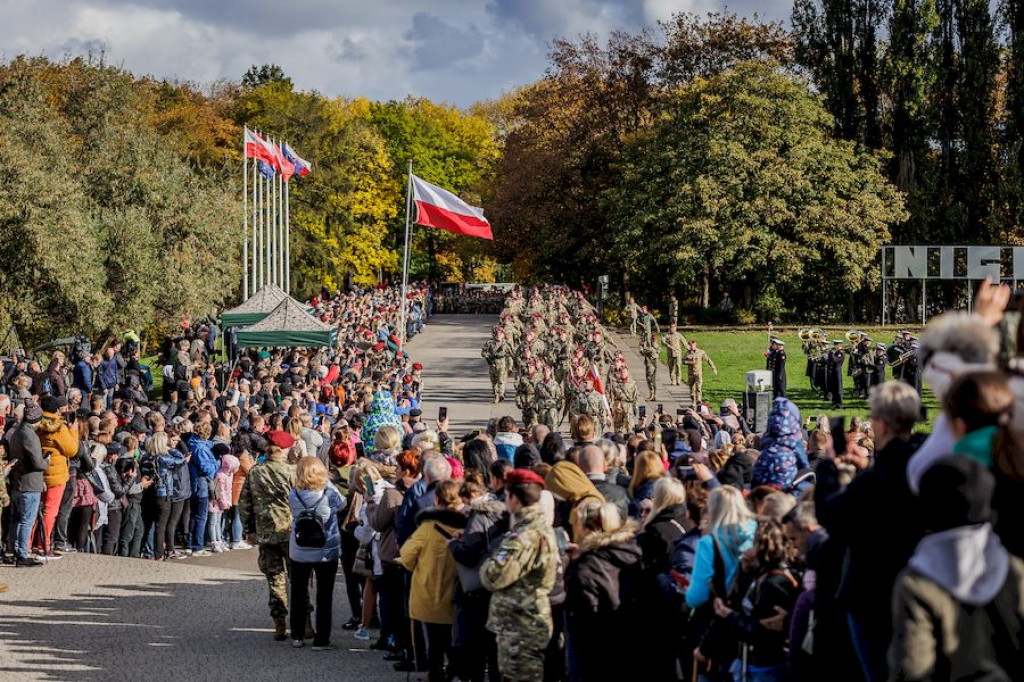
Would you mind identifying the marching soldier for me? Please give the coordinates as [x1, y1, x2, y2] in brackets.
[766, 337, 787, 399]
[516, 364, 539, 429]
[826, 340, 845, 408]
[625, 293, 641, 336]
[480, 469, 558, 682]
[661, 323, 687, 386]
[639, 306, 660, 346]
[685, 338, 718, 408]
[575, 375, 608, 435]
[239, 431, 298, 640]
[583, 329, 613, 379]
[640, 333, 659, 401]
[533, 365, 564, 430]
[610, 366, 639, 434]
[481, 327, 512, 403]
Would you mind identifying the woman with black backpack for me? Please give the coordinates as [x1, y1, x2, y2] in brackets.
[288, 456, 344, 650]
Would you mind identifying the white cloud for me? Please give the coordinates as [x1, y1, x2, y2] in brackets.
[0, 0, 792, 106]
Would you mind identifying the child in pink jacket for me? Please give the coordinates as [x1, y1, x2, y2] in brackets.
[208, 454, 239, 553]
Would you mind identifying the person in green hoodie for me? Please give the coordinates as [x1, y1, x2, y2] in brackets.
[943, 371, 1014, 468]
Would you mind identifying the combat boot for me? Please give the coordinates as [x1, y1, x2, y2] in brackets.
[273, 617, 288, 641]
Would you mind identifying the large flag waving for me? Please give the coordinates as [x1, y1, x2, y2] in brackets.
[411, 174, 492, 240]
[244, 129, 278, 168]
[281, 142, 311, 179]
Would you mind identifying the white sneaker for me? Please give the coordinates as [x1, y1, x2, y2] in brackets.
[231, 540, 253, 550]
[211, 543, 225, 554]
[192, 549, 212, 557]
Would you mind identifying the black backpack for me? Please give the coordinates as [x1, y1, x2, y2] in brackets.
[294, 491, 327, 548]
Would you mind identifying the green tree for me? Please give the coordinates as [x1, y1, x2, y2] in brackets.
[242, 64, 293, 90]
[610, 61, 906, 319]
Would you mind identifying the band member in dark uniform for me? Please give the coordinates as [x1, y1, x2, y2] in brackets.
[901, 334, 921, 395]
[869, 342, 888, 388]
[826, 340, 845, 409]
[767, 337, 787, 399]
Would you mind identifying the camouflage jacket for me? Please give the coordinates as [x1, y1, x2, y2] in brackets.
[481, 339, 511, 366]
[239, 455, 296, 545]
[480, 504, 558, 639]
[533, 379, 563, 411]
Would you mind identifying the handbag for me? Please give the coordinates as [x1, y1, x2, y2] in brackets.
[353, 543, 373, 577]
[456, 561, 483, 593]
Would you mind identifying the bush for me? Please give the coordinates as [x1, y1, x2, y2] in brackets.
[753, 291, 789, 323]
[603, 307, 628, 328]
[733, 308, 757, 325]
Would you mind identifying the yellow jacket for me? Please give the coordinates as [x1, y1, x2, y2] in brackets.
[38, 413, 79, 489]
[399, 507, 468, 625]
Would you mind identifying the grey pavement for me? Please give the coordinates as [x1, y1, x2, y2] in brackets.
[405, 314, 507, 436]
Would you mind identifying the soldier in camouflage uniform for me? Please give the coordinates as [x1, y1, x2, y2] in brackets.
[640, 333, 659, 401]
[575, 375, 608, 435]
[239, 432, 298, 640]
[661, 323, 688, 386]
[516, 364, 538, 429]
[480, 469, 558, 682]
[684, 338, 718, 408]
[481, 326, 512, 403]
[533, 365, 564, 430]
[638, 306, 660, 346]
[583, 330, 614, 379]
[610, 366, 639, 434]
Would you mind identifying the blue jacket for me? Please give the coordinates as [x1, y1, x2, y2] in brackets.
[289, 486, 344, 563]
[73, 360, 93, 394]
[97, 358, 119, 390]
[685, 520, 758, 609]
[185, 435, 217, 499]
[171, 457, 192, 503]
[395, 477, 428, 545]
[627, 478, 658, 518]
[152, 448, 187, 498]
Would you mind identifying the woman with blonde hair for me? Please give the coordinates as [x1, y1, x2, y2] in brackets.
[627, 450, 665, 518]
[686, 485, 757, 609]
[565, 501, 642, 681]
[288, 457, 344, 650]
[287, 418, 307, 462]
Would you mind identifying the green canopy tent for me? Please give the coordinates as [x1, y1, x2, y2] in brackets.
[235, 297, 337, 349]
[221, 284, 290, 328]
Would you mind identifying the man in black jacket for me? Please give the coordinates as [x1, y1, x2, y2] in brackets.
[815, 381, 923, 682]
[8, 401, 48, 567]
[578, 445, 628, 519]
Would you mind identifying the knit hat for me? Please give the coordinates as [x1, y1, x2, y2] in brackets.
[919, 456, 995, 532]
[23, 400, 43, 424]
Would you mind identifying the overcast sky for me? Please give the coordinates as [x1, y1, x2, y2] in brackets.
[1, 0, 792, 106]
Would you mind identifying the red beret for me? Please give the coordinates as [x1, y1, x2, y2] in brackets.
[505, 469, 546, 488]
[266, 430, 295, 450]
[412, 363, 423, 371]
[372, 342, 385, 351]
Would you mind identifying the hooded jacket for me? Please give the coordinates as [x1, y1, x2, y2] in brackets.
[360, 390, 401, 446]
[38, 413, 79, 489]
[890, 526, 1024, 681]
[449, 496, 509, 593]
[367, 482, 405, 565]
[565, 520, 643, 681]
[399, 506, 469, 624]
[209, 454, 239, 513]
[545, 461, 605, 541]
[185, 433, 217, 499]
[752, 398, 806, 490]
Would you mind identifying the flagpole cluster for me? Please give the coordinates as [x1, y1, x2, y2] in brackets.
[241, 127, 311, 301]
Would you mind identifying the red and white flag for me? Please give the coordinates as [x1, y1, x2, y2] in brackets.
[588, 363, 612, 414]
[244, 128, 279, 168]
[412, 174, 492, 240]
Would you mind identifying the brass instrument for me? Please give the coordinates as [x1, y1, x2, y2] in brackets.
[798, 329, 813, 342]
[890, 349, 917, 369]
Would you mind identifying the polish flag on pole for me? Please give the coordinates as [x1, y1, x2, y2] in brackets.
[244, 128, 279, 168]
[588, 363, 611, 414]
[411, 174, 492, 240]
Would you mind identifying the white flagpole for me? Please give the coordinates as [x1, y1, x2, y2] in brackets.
[399, 162, 413, 349]
[251, 154, 258, 293]
[285, 161, 291, 294]
[253, 155, 262, 288]
[243, 128, 249, 301]
[265, 164, 272, 287]
[277, 164, 284, 286]
[270, 137, 277, 287]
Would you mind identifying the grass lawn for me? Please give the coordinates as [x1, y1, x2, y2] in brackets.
[663, 328, 938, 432]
